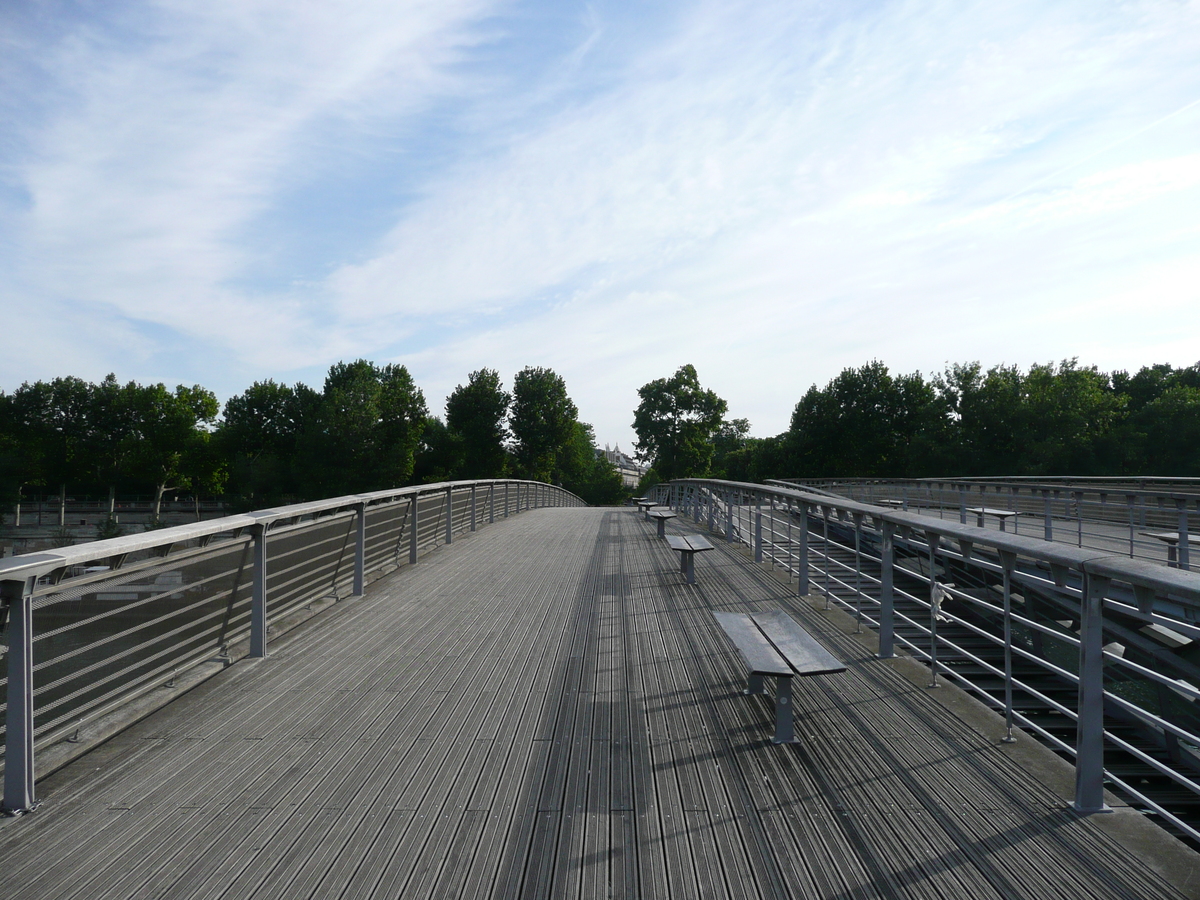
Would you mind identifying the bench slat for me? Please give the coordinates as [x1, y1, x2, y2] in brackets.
[713, 612, 791, 676]
[751, 611, 846, 676]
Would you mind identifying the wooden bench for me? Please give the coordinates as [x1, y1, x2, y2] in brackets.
[637, 500, 657, 521]
[647, 508, 677, 537]
[665, 534, 714, 584]
[713, 610, 846, 743]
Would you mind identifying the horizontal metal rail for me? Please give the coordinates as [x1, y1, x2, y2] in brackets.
[660, 477, 1200, 843]
[1, 479, 582, 815]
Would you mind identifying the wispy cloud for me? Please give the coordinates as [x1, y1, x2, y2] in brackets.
[3, 0, 1199, 443]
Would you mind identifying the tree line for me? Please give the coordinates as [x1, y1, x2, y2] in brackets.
[632, 360, 1200, 486]
[0, 361, 626, 525]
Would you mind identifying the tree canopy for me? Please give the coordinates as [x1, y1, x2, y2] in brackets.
[632, 364, 728, 482]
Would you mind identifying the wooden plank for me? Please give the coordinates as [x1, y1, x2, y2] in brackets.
[751, 610, 846, 676]
[712, 611, 791, 676]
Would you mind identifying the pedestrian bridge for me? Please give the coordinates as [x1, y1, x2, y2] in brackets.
[2, 480, 1199, 898]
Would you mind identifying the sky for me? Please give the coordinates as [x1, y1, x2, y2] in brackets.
[3, 0, 1199, 450]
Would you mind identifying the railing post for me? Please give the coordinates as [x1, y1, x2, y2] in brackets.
[352, 502, 366, 598]
[1075, 570, 1111, 813]
[504, 483, 510, 517]
[754, 499, 763, 563]
[250, 524, 268, 658]
[852, 512, 864, 634]
[926, 531, 941, 687]
[409, 494, 419, 564]
[489, 484, 495, 523]
[445, 488, 454, 544]
[470, 485, 477, 532]
[958, 485, 966, 524]
[797, 503, 810, 597]
[999, 549, 1017, 743]
[708, 489, 716, 532]
[725, 490, 734, 543]
[2, 575, 37, 815]
[878, 522, 894, 658]
[1043, 490, 1053, 542]
[1178, 499, 1190, 571]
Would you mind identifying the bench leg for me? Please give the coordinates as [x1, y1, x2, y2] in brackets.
[657, 518, 666, 538]
[746, 673, 767, 695]
[684, 552, 696, 585]
[773, 676, 794, 743]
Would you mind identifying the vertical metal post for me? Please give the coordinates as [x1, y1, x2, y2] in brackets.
[958, 486, 966, 524]
[852, 512, 863, 634]
[725, 490, 734, 543]
[2, 576, 37, 814]
[1043, 490, 1053, 542]
[927, 532, 941, 687]
[409, 494, 419, 564]
[445, 488, 454, 545]
[999, 550, 1017, 743]
[489, 484, 495, 524]
[754, 499, 763, 563]
[470, 485, 477, 532]
[505, 483, 510, 517]
[797, 503, 810, 596]
[1127, 495, 1135, 558]
[1075, 571, 1111, 813]
[1075, 491, 1083, 548]
[822, 506, 832, 609]
[1010, 486, 1019, 534]
[250, 524, 267, 658]
[352, 502, 366, 599]
[1178, 499, 1190, 571]
[708, 489, 716, 532]
[773, 677, 794, 744]
[878, 523, 894, 658]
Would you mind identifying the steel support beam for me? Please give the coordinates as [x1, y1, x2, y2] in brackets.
[1075, 571, 1111, 813]
[2, 576, 37, 815]
[352, 502, 366, 598]
[249, 524, 267, 658]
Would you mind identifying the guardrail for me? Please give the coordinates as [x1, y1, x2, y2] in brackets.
[658, 478, 1200, 843]
[770, 477, 1200, 569]
[0, 479, 582, 815]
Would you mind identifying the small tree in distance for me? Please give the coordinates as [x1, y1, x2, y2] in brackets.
[446, 368, 510, 478]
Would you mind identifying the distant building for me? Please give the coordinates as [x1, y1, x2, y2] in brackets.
[598, 444, 647, 488]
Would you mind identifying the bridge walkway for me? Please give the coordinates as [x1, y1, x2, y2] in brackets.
[1, 506, 1195, 899]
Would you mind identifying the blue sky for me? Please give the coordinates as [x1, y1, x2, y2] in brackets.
[3, 0, 1199, 449]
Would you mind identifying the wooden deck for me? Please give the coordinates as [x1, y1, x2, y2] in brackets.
[2, 507, 1197, 899]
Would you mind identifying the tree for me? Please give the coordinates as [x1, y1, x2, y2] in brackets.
[298, 360, 428, 496]
[219, 380, 318, 506]
[555, 421, 625, 505]
[412, 416, 461, 484]
[445, 368, 510, 478]
[632, 365, 728, 482]
[126, 383, 222, 521]
[510, 367, 578, 481]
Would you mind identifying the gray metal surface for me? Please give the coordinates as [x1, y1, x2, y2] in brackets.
[752, 610, 846, 676]
[0, 506, 1192, 899]
[712, 612, 791, 675]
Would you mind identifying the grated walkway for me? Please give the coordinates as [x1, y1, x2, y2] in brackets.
[1, 507, 1196, 898]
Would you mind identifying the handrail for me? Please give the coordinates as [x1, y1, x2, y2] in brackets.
[1, 479, 582, 815]
[661, 477, 1200, 841]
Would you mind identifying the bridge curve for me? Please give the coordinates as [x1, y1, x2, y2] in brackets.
[3, 499, 1197, 898]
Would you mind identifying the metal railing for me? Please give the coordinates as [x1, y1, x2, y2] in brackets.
[0, 479, 582, 814]
[771, 477, 1200, 570]
[658, 478, 1200, 843]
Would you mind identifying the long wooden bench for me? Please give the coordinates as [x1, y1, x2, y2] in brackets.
[713, 610, 846, 743]
[665, 534, 714, 584]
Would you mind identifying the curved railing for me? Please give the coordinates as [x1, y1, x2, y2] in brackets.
[770, 476, 1200, 567]
[1, 480, 583, 813]
[659, 478, 1200, 843]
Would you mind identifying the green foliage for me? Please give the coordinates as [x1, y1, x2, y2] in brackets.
[95, 514, 123, 540]
[218, 380, 317, 506]
[298, 360, 428, 496]
[412, 416, 461, 484]
[555, 421, 626, 505]
[510, 367, 578, 481]
[632, 365, 728, 481]
[445, 369, 509, 478]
